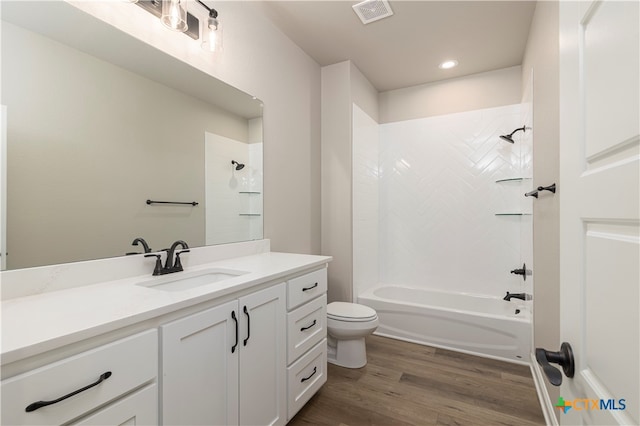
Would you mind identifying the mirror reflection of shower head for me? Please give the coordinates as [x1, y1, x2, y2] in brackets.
[231, 160, 245, 170]
[500, 126, 527, 143]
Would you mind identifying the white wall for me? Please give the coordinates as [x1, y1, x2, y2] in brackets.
[520, 1, 561, 417]
[352, 104, 379, 300]
[378, 104, 526, 297]
[379, 66, 522, 124]
[70, 0, 321, 255]
[321, 61, 379, 303]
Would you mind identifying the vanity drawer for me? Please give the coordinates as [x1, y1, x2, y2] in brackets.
[287, 338, 327, 421]
[287, 294, 327, 364]
[1, 329, 158, 426]
[287, 268, 327, 310]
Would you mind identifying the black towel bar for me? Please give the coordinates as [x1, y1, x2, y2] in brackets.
[146, 199, 198, 206]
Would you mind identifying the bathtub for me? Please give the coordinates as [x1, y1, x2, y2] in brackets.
[358, 286, 531, 364]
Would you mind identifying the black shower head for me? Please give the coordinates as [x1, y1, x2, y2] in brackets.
[500, 134, 515, 143]
[231, 160, 245, 170]
[500, 126, 527, 144]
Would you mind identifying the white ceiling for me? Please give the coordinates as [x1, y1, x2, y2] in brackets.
[261, 0, 537, 92]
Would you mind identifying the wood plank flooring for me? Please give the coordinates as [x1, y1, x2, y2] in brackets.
[289, 335, 545, 426]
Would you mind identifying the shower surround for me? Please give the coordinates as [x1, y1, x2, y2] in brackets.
[353, 103, 533, 362]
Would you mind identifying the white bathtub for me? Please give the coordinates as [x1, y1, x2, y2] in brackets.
[358, 286, 531, 364]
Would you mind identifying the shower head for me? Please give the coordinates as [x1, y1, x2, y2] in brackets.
[231, 160, 245, 170]
[499, 126, 527, 143]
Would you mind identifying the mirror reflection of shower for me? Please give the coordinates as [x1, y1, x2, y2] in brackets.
[231, 160, 245, 170]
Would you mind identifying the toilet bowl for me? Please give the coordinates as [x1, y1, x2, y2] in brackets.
[326, 302, 378, 368]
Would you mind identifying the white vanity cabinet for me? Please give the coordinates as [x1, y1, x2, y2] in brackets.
[0, 330, 158, 426]
[161, 283, 287, 426]
[285, 268, 328, 421]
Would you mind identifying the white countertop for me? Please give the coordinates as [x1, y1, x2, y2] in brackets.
[1, 252, 331, 365]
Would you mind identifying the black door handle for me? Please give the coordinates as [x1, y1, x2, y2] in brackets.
[302, 282, 318, 292]
[300, 320, 317, 332]
[26, 371, 112, 412]
[231, 310, 238, 353]
[243, 305, 250, 346]
[301, 367, 317, 383]
[535, 342, 575, 386]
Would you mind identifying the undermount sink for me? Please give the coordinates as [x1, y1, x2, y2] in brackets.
[136, 268, 248, 291]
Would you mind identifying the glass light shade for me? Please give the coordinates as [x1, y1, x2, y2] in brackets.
[201, 16, 223, 52]
[161, 0, 188, 32]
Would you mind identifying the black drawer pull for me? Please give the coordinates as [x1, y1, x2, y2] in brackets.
[231, 310, 238, 353]
[25, 371, 112, 413]
[300, 320, 317, 332]
[302, 282, 318, 292]
[243, 305, 250, 346]
[301, 367, 317, 383]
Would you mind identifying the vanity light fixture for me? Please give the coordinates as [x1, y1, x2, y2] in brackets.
[439, 60, 458, 69]
[133, 1, 222, 52]
[162, 0, 189, 32]
[134, 0, 200, 40]
[197, 0, 222, 52]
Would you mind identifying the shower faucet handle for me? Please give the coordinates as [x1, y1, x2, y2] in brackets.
[510, 263, 531, 281]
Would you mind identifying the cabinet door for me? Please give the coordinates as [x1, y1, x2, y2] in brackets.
[238, 283, 287, 426]
[161, 300, 239, 426]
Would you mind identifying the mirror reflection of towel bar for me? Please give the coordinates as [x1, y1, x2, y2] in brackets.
[146, 199, 199, 206]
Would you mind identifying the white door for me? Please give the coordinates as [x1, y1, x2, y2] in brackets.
[1, 105, 7, 271]
[238, 283, 286, 426]
[161, 300, 240, 425]
[559, 1, 639, 425]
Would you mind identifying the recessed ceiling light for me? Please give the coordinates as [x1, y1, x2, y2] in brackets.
[439, 60, 458, 70]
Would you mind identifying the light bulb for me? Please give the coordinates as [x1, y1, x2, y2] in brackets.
[161, 0, 188, 32]
[202, 15, 223, 53]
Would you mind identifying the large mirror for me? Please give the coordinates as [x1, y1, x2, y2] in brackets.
[1, 1, 263, 270]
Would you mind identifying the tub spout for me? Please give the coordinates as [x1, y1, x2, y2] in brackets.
[503, 292, 531, 301]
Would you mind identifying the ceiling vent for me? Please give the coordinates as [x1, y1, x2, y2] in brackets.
[352, 0, 394, 25]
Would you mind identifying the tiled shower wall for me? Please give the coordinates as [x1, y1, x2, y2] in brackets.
[205, 132, 263, 245]
[354, 103, 531, 298]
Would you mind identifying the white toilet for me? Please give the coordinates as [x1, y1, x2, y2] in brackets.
[326, 302, 378, 368]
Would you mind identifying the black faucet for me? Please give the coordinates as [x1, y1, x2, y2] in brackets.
[144, 240, 190, 276]
[503, 292, 531, 301]
[163, 240, 190, 273]
[131, 237, 152, 253]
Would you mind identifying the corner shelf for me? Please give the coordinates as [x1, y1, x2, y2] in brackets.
[495, 177, 532, 183]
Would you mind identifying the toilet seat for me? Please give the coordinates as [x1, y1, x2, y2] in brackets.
[327, 302, 377, 322]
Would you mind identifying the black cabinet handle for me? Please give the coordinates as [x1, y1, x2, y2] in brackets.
[231, 310, 238, 353]
[25, 371, 112, 412]
[535, 342, 575, 386]
[243, 305, 250, 346]
[301, 367, 317, 383]
[300, 320, 317, 332]
[302, 283, 318, 292]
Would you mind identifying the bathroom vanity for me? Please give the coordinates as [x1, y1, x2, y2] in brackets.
[0, 241, 330, 425]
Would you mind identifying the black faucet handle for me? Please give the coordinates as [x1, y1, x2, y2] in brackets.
[174, 249, 190, 270]
[144, 253, 164, 276]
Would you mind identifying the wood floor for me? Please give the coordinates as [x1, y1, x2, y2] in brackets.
[289, 335, 545, 426]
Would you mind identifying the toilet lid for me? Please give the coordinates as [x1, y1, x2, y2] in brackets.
[327, 302, 377, 321]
